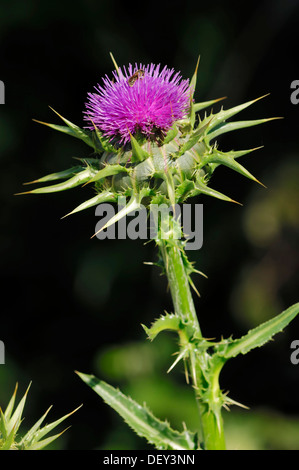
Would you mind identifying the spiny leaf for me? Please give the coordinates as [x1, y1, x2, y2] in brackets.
[24, 429, 70, 451]
[175, 180, 196, 202]
[34, 108, 98, 150]
[163, 123, 178, 144]
[178, 119, 212, 156]
[142, 313, 182, 341]
[223, 146, 264, 160]
[207, 117, 282, 142]
[62, 191, 117, 218]
[87, 117, 117, 153]
[0, 408, 8, 440]
[4, 383, 18, 421]
[190, 55, 200, 100]
[6, 383, 31, 435]
[49, 107, 99, 149]
[16, 167, 98, 195]
[189, 55, 200, 128]
[18, 406, 53, 447]
[204, 151, 265, 186]
[91, 193, 141, 239]
[32, 120, 84, 139]
[129, 132, 150, 163]
[76, 372, 198, 450]
[206, 94, 270, 132]
[0, 384, 80, 450]
[21, 405, 82, 449]
[200, 146, 262, 167]
[84, 164, 129, 185]
[193, 97, 226, 113]
[1, 428, 16, 450]
[216, 302, 299, 359]
[23, 166, 84, 185]
[192, 178, 242, 205]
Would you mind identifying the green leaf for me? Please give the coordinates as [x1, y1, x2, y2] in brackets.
[3, 384, 18, 421]
[175, 180, 196, 201]
[25, 431, 68, 451]
[200, 147, 260, 166]
[216, 302, 299, 359]
[76, 372, 198, 450]
[23, 166, 84, 185]
[0, 408, 8, 441]
[16, 167, 98, 195]
[163, 123, 178, 144]
[6, 383, 31, 435]
[188, 56, 200, 128]
[91, 193, 141, 239]
[203, 151, 264, 186]
[206, 94, 270, 133]
[85, 164, 129, 185]
[207, 117, 280, 143]
[192, 178, 241, 205]
[21, 405, 81, 449]
[142, 313, 182, 341]
[178, 119, 212, 156]
[0, 383, 80, 450]
[34, 108, 98, 151]
[18, 406, 53, 447]
[129, 132, 150, 163]
[88, 119, 117, 153]
[33, 120, 84, 139]
[193, 97, 226, 113]
[62, 191, 117, 218]
[189, 56, 200, 100]
[1, 428, 16, 450]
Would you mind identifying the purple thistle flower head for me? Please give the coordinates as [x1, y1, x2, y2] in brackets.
[83, 63, 192, 145]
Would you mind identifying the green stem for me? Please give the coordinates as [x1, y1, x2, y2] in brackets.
[194, 356, 226, 450]
[158, 237, 225, 450]
[159, 240, 201, 335]
[198, 405, 226, 450]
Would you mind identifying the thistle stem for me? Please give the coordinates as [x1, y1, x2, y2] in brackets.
[159, 240, 201, 335]
[158, 237, 225, 450]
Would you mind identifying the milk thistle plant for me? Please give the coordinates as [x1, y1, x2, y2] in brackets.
[19, 54, 299, 450]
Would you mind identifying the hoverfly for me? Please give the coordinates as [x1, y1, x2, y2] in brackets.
[128, 69, 145, 87]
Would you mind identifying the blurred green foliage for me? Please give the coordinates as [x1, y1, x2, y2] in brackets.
[1, 0, 299, 450]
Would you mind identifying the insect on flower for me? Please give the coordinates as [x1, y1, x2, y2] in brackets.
[128, 69, 145, 87]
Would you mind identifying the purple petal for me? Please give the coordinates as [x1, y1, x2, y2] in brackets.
[83, 63, 191, 144]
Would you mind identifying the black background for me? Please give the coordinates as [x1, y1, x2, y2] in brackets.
[1, 0, 299, 450]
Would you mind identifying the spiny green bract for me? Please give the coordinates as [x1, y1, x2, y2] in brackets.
[0, 383, 81, 450]
[18, 59, 278, 235]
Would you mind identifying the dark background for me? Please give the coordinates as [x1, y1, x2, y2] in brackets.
[1, 0, 299, 450]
